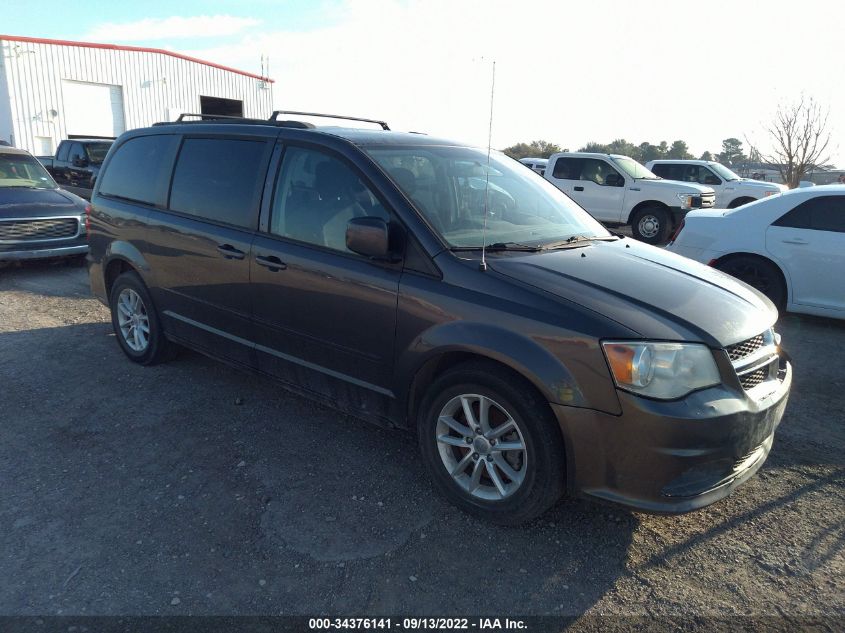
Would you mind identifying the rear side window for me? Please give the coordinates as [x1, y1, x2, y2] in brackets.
[552, 157, 583, 179]
[169, 138, 269, 229]
[652, 163, 685, 181]
[98, 135, 179, 206]
[772, 195, 845, 232]
[56, 143, 69, 161]
[779, 195, 845, 232]
[812, 196, 845, 232]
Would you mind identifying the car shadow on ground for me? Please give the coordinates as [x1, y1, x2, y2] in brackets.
[0, 322, 636, 616]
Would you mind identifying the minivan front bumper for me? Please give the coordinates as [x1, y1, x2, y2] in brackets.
[552, 360, 791, 513]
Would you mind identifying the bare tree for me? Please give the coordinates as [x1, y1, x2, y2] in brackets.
[750, 96, 831, 188]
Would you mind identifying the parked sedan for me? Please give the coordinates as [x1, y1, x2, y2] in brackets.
[0, 146, 89, 263]
[667, 186, 845, 320]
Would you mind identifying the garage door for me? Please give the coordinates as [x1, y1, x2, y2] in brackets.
[61, 80, 126, 138]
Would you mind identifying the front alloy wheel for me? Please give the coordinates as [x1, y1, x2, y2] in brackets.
[418, 361, 567, 525]
[435, 394, 527, 501]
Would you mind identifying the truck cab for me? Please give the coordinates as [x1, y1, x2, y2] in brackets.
[545, 152, 715, 244]
[38, 139, 113, 200]
[646, 159, 787, 208]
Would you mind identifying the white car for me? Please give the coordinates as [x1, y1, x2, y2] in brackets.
[519, 157, 548, 175]
[646, 159, 787, 208]
[667, 186, 845, 320]
[545, 152, 715, 244]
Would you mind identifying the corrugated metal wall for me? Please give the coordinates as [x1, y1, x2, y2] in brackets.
[0, 39, 274, 153]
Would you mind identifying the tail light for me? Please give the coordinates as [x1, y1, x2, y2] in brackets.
[84, 204, 92, 240]
[668, 218, 685, 245]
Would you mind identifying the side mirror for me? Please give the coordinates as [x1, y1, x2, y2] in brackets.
[346, 217, 390, 258]
[605, 173, 624, 187]
[72, 156, 89, 168]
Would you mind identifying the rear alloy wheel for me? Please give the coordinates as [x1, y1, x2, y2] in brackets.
[631, 206, 670, 244]
[714, 255, 785, 310]
[418, 362, 566, 525]
[109, 271, 177, 365]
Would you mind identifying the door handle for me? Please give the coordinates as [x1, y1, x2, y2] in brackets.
[255, 254, 287, 271]
[781, 238, 809, 245]
[574, 186, 584, 192]
[217, 244, 246, 259]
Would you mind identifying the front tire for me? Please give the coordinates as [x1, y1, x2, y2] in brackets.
[417, 361, 566, 525]
[728, 197, 756, 209]
[631, 205, 670, 244]
[109, 271, 176, 365]
[714, 255, 786, 310]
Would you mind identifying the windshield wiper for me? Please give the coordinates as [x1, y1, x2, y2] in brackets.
[451, 241, 542, 252]
[542, 234, 618, 249]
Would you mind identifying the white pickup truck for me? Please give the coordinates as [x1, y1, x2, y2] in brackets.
[544, 152, 715, 243]
[645, 159, 787, 208]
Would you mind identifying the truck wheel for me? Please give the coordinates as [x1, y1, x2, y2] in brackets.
[417, 361, 566, 525]
[728, 197, 756, 209]
[631, 206, 670, 244]
[714, 255, 786, 310]
[109, 271, 177, 365]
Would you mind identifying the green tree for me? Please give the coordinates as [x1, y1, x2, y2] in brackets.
[579, 141, 610, 154]
[717, 138, 746, 166]
[700, 151, 714, 161]
[667, 140, 693, 160]
[638, 142, 663, 163]
[605, 138, 639, 158]
[502, 140, 562, 160]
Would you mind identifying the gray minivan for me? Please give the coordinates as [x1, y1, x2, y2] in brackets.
[87, 114, 791, 524]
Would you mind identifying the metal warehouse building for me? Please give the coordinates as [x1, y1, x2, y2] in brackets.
[0, 35, 274, 155]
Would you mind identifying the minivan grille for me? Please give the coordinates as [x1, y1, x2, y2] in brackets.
[739, 367, 769, 390]
[0, 218, 78, 242]
[726, 334, 765, 362]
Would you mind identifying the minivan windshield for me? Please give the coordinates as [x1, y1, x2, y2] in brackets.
[611, 156, 660, 180]
[366, 146, 609, 248]
[709, 162, 740, 182]
[0, 153, 57, 189]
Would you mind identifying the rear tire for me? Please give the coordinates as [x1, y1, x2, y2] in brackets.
[714, 255, 786, 310]
[109, 271, 177, 365]
[631, 205, 670, 244]
[417, 361, 566, 525]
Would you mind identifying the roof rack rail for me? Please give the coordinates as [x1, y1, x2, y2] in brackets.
[153, 114, 315, 129]
[269, 110, 390, 131]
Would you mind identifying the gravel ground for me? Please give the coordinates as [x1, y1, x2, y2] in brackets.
[0, 262, 843, 625]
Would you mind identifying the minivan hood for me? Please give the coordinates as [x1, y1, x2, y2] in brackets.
[639, 178, 714, 194]
[489, 239, 776, 347]
[0, 187, 85, 219]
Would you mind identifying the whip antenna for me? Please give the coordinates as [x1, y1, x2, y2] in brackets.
[479, 60, 496, 272]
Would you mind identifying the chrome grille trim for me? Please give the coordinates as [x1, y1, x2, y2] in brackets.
[728, 329, 780, 395]
[0, 216, 82, 243]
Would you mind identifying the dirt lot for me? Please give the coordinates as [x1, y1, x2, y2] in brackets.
[0, 262, 843, 625]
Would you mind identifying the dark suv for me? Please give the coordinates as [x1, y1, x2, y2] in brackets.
[88, 114, 792, 524]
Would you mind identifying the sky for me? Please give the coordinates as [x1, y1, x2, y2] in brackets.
[4, 0, 844, 165]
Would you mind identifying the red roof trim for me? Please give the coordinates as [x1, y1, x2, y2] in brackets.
[0, 34, 274, 83]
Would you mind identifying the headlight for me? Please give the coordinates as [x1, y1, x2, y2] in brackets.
[676, 193, 699, 209]
[602, 341, 721, 400]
